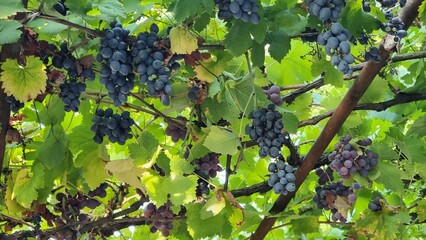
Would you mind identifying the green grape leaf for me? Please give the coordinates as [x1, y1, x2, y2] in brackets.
[251, 41, 266, 67]
[417, 199, 426, 222]
[340, 1, 381, 36]
[141, 171, 197, 206]
[69, 126, 109, 189]
[356, 212, 410, 239]
[38, 95, 65, 127]
[203, 126, 241, 155]
[12, 164, 45, 208]
[282, 112, 299, 133]
[173, 0, 203, 22]
[186, 203, 232, 239]
[290, 216, 319, 235]
[105, 159, 145, 190]
[311, 58, 343, 87]
[375, 161, 404, 193]
[38, 125, 70, 173]
[0, 20, 22, 44]
[170, 156, 195, 175]
[97, 0, 126, 19]
[266, 40, 313, 86]
[128, 131, 159, 166]
[267, 30, 291, 62]
[202, 91, 240, 124]
[0, 0, 28, 19]
[420, 0, 426, 24]
[6, 173, 25, 213]
[224, 21, 252, 56]
[170, 24, 198, 54]
[0, 56, 46, 102]
[200, 195, 226, 219]
[407, 115, 426, 137]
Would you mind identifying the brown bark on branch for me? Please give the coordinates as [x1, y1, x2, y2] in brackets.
[250, 1, 423, 239]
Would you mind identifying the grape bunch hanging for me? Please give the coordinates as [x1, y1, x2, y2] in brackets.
[91, 108, 134, 145]
[306, 0, 346, 22]
[165, 116, 187, 142]
[131, 23, 180, 106]
[246, 104, 288, 158]
[6, 96, 24, 113]
[317, 23, 355, 75]
[192, 153, 223, 196]
[267, 158, 297, 195]
[143, 201, 183, 237]
[97, 21, 135, 107]
[328, 135, 379, 179]
[313, 181, 357, 222]
[214, 0, 261, 24]
[263, 85, 283, 106]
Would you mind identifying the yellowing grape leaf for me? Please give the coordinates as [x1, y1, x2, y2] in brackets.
[105, 159, 145, 191]
[5, 174, 25, 213]
[0, 56, 46, 102]
[194, 59, 225, 83]
[200, 194, 226, 219]
[169, 24, 198, 54]
[11, 164, 45, 208]
[334, 196, 352, 218]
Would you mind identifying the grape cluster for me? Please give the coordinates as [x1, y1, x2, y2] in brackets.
[165, 116, 187, 142]
[6, 96, 24, 113]
[131, 23, 178, 106]
[356, 33, 369, 45]
[368, 197, 383, 211]
[381, 14, 407, 42]
[58, 79, 86, 112]
[143, 201, 175, 237]
[97, 21, 135, 106]
[214, 0, 261, 24]
[263, 85, 283, 106]
[54, 185, 107, 223]
[188, 84, 201, 101]
[365, 46, 381, 62]
[52, 43, 95, 80]
[193, 153, 223, 196]
[315, 167, 334, 185]
[267, 159, 297, 195]
[53, 0, 68, 16]
[246, 104, 288, 158]
[313, 181, 357, 222]
[306, 0, 346, 22]
[317, 23, 354, 75]
[91, 108, 134, 145]
[328, 135, 379, 179]
[362, 1, 371, 12]
[377, 0, 406, 8]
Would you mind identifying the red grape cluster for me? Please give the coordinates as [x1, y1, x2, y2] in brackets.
[263, 85, 283, 105]
[193, 153, 223, 196]
[165, 116, 187, 142]
[313, 181, 357, 222]
[143, 201, 175, 237]
[54, 183, 108, 223]
[328, 135, 379, 179]
[315, 166, 334, 185]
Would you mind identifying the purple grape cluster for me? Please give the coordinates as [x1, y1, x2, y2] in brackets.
[328, 135, 379, 179]
[368, 197, 383, 211]
[193, 153, 223, 196]
[6, 96, 24, 113]
[91, 108, 134, 145]
[246, 104, 288, 158]
[263, 85, 283, 105]
[377, 0, 406, 8]
[131, 23, 179, 106]
[381, 14, 407, 42]
[188, 84, 200, 101]
[214, 0, 261, 24]
[313, 181, 357, 222]
[267, 159, 297, 195]
[317, 23, 354, 75]
[59, 79, 86, 112]
[365, 46, 381, 62]
[143, 201, 175, 237]
[315, 166, 334, 185]
[97, 21, 135, 107]
[362, 1, 371, 12]
[52, 42, 95, 80]
[165, 116, 187, 142]
[306, 0, 346, 22]
[54, 184, 107, 223]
